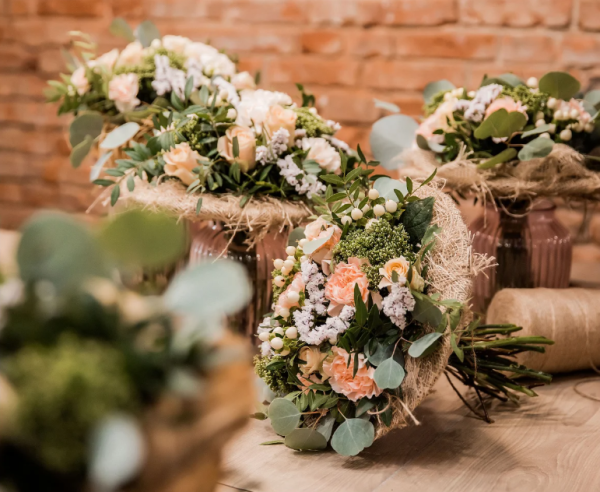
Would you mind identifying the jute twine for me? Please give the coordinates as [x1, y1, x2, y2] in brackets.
[487, 288, 600, 374]
[401, 145, 600, 203]
[374, 183, 490, 439]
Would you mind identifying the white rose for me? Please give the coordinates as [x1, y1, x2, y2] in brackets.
[302, 138, 341, 174]
[161, 35, 192, 54]
[108, 73, 141, 113]
[71, 66, 90, 96]
[235, 89, 293, 130]
[163, 142, 202, 185]
[88, 48, 119, 72]
[201, 52, 236, 77]
[231, 71, 256, 91]
[116, 41, 145, 67]
[184, 41, 218, 62]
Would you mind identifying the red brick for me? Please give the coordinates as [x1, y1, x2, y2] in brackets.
[7, 17, 110, 47]
[0, 182, 22, 203]
[562, 34, 600, 67]
[0, 44, 37, 71]
[345, 30, 396, 58]
[301, 31, 344, 55]
[461, 0, 572, 27]
[0, 74, 48, 98]
[21, 182, 61, 208]
[579, 0, 600, 31]
[212, 0, 305, 23]
[0, 128, 67, 155]
[303, 0, 382, 26]
[12, 0, 106, 16]
[58, 183, 95, 212]
[363, 60, 466, 91]
[386, 93, 425, 117]
[500, 34, 560, 63]
[335, 125, 371, 153]
[381, 0, 457, 26]
[0, 102, 62, 128]
[395, 31, 498, 60]
[315, 89, 382, 124]
[0, 204, 37, 230]
[266, 57, 360, 87]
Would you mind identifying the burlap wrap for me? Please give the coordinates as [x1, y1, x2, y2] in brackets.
[401, 145, 600, 203]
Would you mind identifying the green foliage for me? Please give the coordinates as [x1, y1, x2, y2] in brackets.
[268, 398, 301, 436]
[400, 196, 435, 245]
[369, 114, 419, 170]
[330, 418, 375, 456]
[294, 107, 334, 137]
[518, 136, 554, 161]
[423, 80, 455, 105]
[284, 428, 328, 451]
[474, 109, 527, 140]
[538, 72, 581, 101]
[254, 355, 293, 394]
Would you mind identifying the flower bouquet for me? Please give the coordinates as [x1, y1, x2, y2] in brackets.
[0, 210, 253, 492]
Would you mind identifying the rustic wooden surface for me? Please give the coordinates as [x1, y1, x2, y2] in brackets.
[216, 373, 600, 492]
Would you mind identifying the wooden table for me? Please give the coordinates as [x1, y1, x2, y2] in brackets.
[217, 373, 600, 492]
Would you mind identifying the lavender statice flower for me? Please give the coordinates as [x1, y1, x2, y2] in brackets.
[256, 145, 269, 165]
[382, 284, 416, 330]
[271, 128, 290, 155]
[454, 83, 503, 123]
[277, 155, 326, 198]
[296, 309, 351, 346]
[152, 55, 187, 99]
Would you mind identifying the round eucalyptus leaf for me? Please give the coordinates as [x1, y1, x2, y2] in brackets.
[481, 73, 524, 88]
[539, 72, 581, 101]
[99, 122, 140, 150]
[373, 98, 400, 113]
[315, 415, 336, 442]
[69, 112, 103, 147]
[268, 398, 301, 436]
[302, 229, 333, 255]
[408, 332, 443, 358]
[109, 18, 135, 42]
[70, 135, 94, 168]
[518, 136, 554, 161]
[365, 340, 394, 366]
[584, 90, 600, 110]
[373, 177, 408, 203]
[90, 151, 114, 181]
[288, 226, 305, 247]
[285, 428, 328, 451]
[89, 414, 145, 492]
[473, 109, 527, 140]
[331, 418, 375, 456]
[165, 259, 252, 318]
[423, 80, 455, 104]
[370, 114, 419, 170]
[374, 358, 405, 390]
[135, 20, 160, 48]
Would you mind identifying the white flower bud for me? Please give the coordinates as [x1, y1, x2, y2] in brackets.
[227, 108, 237, 120]
[286, 256, 296, 263]
[368, 189, 379, 200]
[300, 255, 308, 262]
[539, 132, 551, 139]
[280, 349, 290, 356]
[341, 215, 352, 225]
[286, 246, 296, 256]
[287, 291, 300, 303]
[258, 331, 271, 342]
[362, 204, 371, 213]
[285, 327, 298, 339]
[572, 122, 584, 132]
[279, 307, 290, 318]
[548, 123, 556, 134]
[467, 90, 476, 98]
[273, 327, 284, 336]
[351, 208, 363, 221]
[385, 200, 398, 213]
[281, 266, 291, 276]
[535, 111, 545, 121]
[274, 275, 285, 287]
[560, 129, 572, 141]
[274, 258, 284, 269]
[443, 92, 452, 101]
[328, 336, 338, 345]
[270, 337, 284, 350]
[373, 204, 385, 217]
[535, 119, 546, 128]
[527, 77, 538, 89]
[585, 122, 595, 133]
[570, 109, 580, 119]
[283, 259, 295, 270]
[554, 110, 564, 120]
[298, 238, 307, 247]
[547, 97, 557, 109]
[150, 38, 162, 49]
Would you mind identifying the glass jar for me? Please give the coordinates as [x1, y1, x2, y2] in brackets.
[188, 221, 288, 337]
[470, 199, 572, 313]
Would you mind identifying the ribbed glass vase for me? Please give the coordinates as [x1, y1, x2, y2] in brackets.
[470, 200, 572, 313]
[188, 221, 288, 337]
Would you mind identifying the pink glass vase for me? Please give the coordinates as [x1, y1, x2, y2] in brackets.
[188, 221, 288, 337]
[470, 200, 572, 313]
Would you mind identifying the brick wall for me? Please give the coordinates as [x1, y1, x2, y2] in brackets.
[1, 0, 600, 246]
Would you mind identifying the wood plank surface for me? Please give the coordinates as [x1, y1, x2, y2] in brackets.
[220, 374, 600, 492]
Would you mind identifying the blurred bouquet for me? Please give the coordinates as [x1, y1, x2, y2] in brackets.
[0, 210, 252, 492]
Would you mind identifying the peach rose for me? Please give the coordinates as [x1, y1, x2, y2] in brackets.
[321, 347, 382, 402]
[217, 126, 257, 173]
[163, 142, 202, 185]
[302, 138, 341, 174]
[71, 67, 89, 96]
[325, 257, 370, 316]
[484, 97, 527, 119]
[231, 71, 257, 91]
[275, 272, 304, 315]
[108, 73, 140, 113]
[298, 346, 328, 377]
[88, 48, 119, 72]
[378, 256, 410, 289]
[303, 217, 342, 265]
[264, 105, 297, 146]
[116, 41, 145, 67]
[161, 35, 191, 54]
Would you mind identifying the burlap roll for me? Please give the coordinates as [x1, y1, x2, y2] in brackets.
[487, 288, 600, 373]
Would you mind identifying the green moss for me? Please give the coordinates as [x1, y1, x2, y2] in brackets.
[5, 335, 136, 474]
[333, 220, 415, 287]
[294, 107, 334, 137]
[254, 355, 293, 394]
[502, 85, 548, 118]
[114, 48, 186, 79]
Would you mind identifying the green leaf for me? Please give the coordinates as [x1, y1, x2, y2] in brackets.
[285, 428, 328, 451]
[474, 109, 527, 140]
[164, 260, 252, 318]
[373, 177, 408, 203]
[184, 76, 194, 100]
[302, 159, 322, 174]
[110, 185, 120, 206]
[135, 20, 160, 48]
[302, 229, 333, 255]
[365, 341, 394, 367]
[126, 174, 135, 192]
[481, 73, 524, 88]
[196, 197, 203, 215]
[373, 98, 400, 113]
[288, 226, 305, 246]
[450, 333, 464, 362]
[90, 151, 114, 180]
[70, 112, 103, 147]
[374, 358, 405, 390]
[477, 148, 517, 170]
[354, 283, 367, 326]
[260, 440, 284, 445]
[408, 332, 443, 358]
[522, 124, 552, 139]
[401, 196, 435, 244]
[99, 210, 186, 269]
[423, 80, 455, 104]
[355, 399, 376, 418]
[412, 295, 443, 327]
[584, 90, 600, 111]
[518, 136, 554, 161]
[109, 18, 135, 42]
[232, 135, 239, 158]
[268, 398, 301, 436]
[370, 114, 419, 170]
[357, 144, 367, 163]
[331, 419, 375, 456]
[70, 135, 94, 168]
[100, 122, 140, 150]
[315, 415, 336, 441]
[539, 71, 581, 100]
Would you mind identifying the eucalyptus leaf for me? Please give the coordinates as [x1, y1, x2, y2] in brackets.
[331, 419, 375, 456]
[100, 122, 140, 150]
[315, 415, 336, 441]
[522, 124, 552, 139]
[285, 428, 328, 451]
[374, 358, 405, 390]
[539, 72, 581, 100]
[477, 148, 517, 170]
[423, 80, 455, 104]
[474, 109, 527, 140]
[288, 226, 305, 247]
[365, 341, 394, 366]
[373, 177, 408, 203]
[481, 73, 524, 88]
[109, 18, 135, 42]
[302, 159, 322, 175]
[70, 135, 94, 168]
[70, 112, 103, 147]
[412, 295, 443, 327]
[135, 20, 160, 48]
[90, 151, 114, 181]
[408, 332, 443, 358]
[370, 114, 419, 170]
[268, 398, 301, 436]
[373, 98, 400, 113]
[302, 229, 333, 255]
[584, 90, 600, 110]
[518, 136, 554, 161]
[401, 196, 435, 244]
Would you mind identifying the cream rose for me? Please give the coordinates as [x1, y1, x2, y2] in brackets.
[231, 71, 257, 91]
[108, 73, 140, 113]
[163, 142, 202, 185]
[162, 35, 191, 54]
[88, 48, 119, 72]
[378, 256, 410, 289]
[117, 41, 145, 67]
[71, 67, 89, 96]
[322, 347, 382, 402]
[217, 125, 257, 172]
[298, 346, 328, 377]
[302, 137, 341, 174]
[184, 42, 218, 62]
[264, 105, 297, 146]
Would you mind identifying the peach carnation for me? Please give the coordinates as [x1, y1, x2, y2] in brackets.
[322, 347, 382, 402]
[484, 97, 527, 119]
[325, 257, 369, 316]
